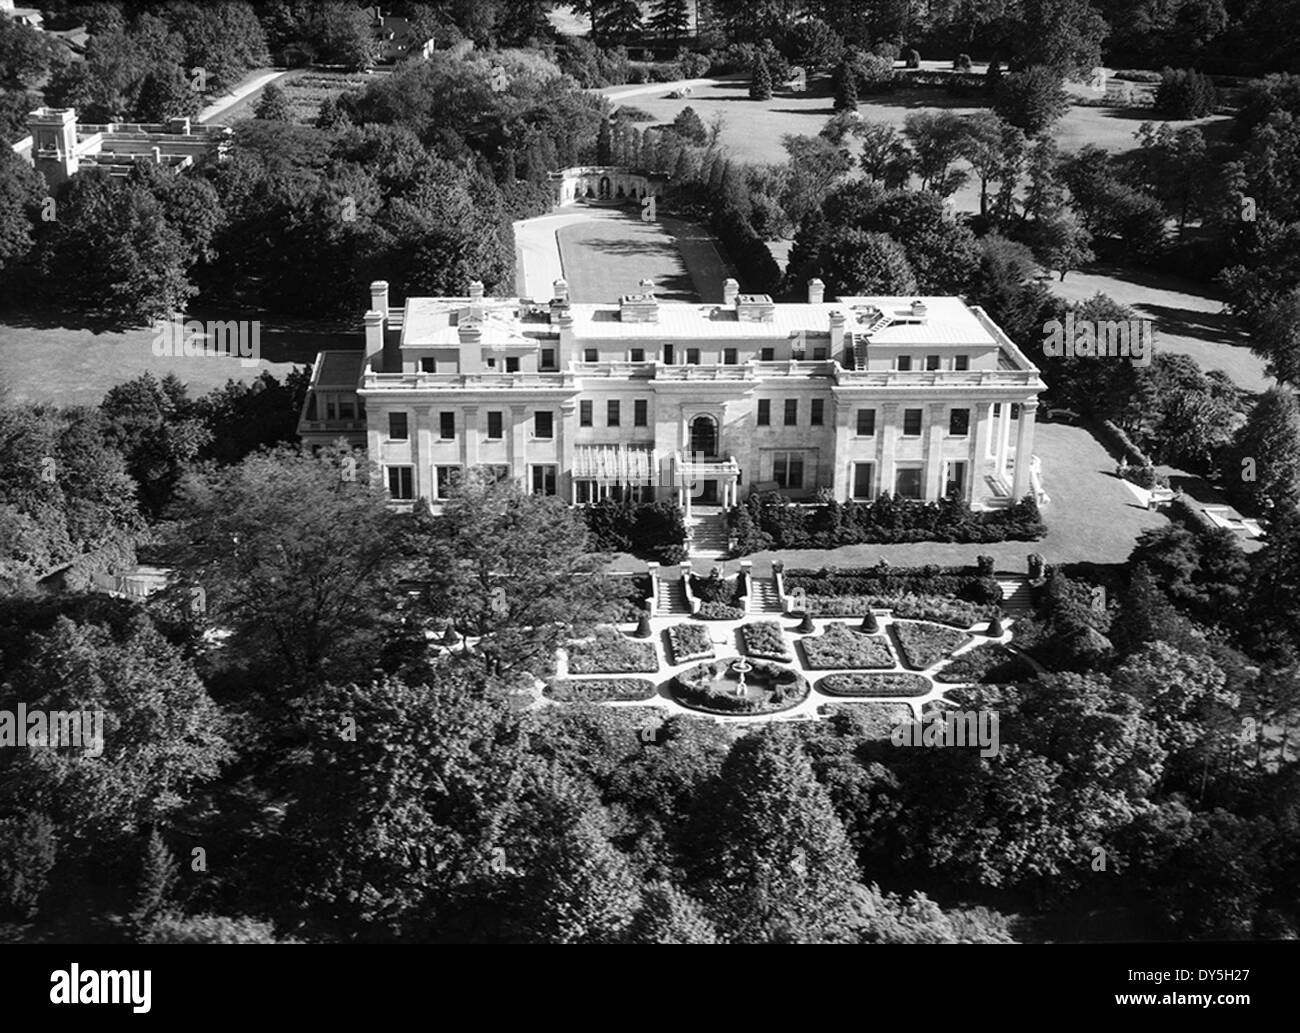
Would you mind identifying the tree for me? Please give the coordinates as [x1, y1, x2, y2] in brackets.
[1249, 288, 1300, 386]
[749, 53, 773, 100]
[994, 67, 1069, 136]
[1032, 207, 1094, 280]
[596, 115, 613, 162]
[1226, 387, 1300, 514]
[626, 882, 718, 943]
[649, 0, 691, 39]
[832, 57, 858, 111]
[1246, 506, 1300, 663]
[130, 830, 179, 935]
[1155, 67, 1217, 118]
[0, 145, 42, 279]
[968, 233, 1055, 344]
[671, 105, 708, 145]
[1011, 0, 1110, 78]
[902, 110, 970, 197]
[254, 81, 293, 121]
[856, 122, 913, 188]
[0, 813, 57, 920]
[692, 726, 861, 943]
[820, 227, 918, 297]
[961, 111, 1022, 218]
[143, 914, 285, 943]
[788, 17, 845, 70]
[414, 469, 626, 679]
[0, 15, 61, 89]
[166, 444, 412, 693]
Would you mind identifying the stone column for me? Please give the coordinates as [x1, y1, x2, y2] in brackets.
[878, 403, 899, 498]
[1011, 400, 1038, 502]
[996, 402, 1013, 482]
[461, 406, 479, 471]
[924, 402, 946, 500]
[413, 405, 431, 500]
[509, 404, 528, 488]
[970, 400, 992, 505]
[832, 396, 852, 500]
[558, 399, 576, 502]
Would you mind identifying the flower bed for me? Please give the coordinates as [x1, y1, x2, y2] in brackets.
[545, 678, 658, 702]
[740, 620, 792, 661]
[934, 644, 1036, 684]
[816, 702, 914, 738]
[667, 622, 715, 664]
[892, 621, 971, 670]
[818, 673, 931, 697]
[805, 593, 983, 627]
[694, 601, 746, 621]
[801, 623, 896, 669]
[672, 658, 808, 715]
[567, 628, 658, 674]
[785, 565, 1002, 604]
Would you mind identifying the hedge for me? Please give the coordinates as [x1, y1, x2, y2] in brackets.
[801, 623, 896, 669]
[785, 564, 1002, 604]
[818, 673, 931, 697]
[568, 628, 658, 674]
[694, 602, 747, 621]
[546, 678, 658, 702]
[730, 492, 1045, 554]
[740, 620, 793, 661]
[672, 658, 808, 715]
[584, 498, 687, 564]
[893, 621, 972, 669]
[804, 593, 984, 627]
[667, 622, 715, 664]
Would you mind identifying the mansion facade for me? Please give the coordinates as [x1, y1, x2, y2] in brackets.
[298, 277, 1047, 514]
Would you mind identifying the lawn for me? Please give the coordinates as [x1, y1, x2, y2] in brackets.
[208, 68, 377, 126]
[0, 312, 355, 407]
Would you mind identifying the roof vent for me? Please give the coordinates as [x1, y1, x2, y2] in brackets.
[619, 292, 659, 323]
[736, 293, 775, 323]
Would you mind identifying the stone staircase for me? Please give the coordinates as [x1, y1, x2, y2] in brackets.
[749, 576, 784, 614]
[656, 576, 691, 615]
[996, 576, 1035, 616]
[687, 507, 729, 560]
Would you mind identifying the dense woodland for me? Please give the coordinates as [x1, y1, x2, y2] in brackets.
[0, 1, 1298, 943]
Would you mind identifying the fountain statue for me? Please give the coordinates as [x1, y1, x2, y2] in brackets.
[730, 657, 753, 698]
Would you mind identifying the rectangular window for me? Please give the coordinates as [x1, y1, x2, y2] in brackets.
[760, 347, 775, 362]
[813, 347, 828, 360]
[540, 348, 556, 370]
[388, 412, 408, 440]
[784, 399, 798, 426]
[856, 409, 876, 436]
[575, 479, 594, 504]
[630, 348, 645, 363]
[895, 466, 923, 500]
[903, 409, 923, 436]
[505, 357, 519, 373]
[724, 348, 738, 365]
[531, 465, 557, 496]
[579, 400, 593, 427]
[945, 461, 967, 499]
[486, 358, 496, 368]
[926, 354, 940, 371]
[852, 462, 874, 500]
[439, 411, 455, 440]
[773, 452, 804, 490]
[896, 355, 912, 371]
[387, 466, 413, 500]
[534, 411, 553, 439]
[686, 348, 700, 365]
[607, 400, 620, 427]
[757, 399, 771, 426]
[810, 399, 824, 426]
[949, 408, 970, 436]
[420, 357, 436, 372]
[634, 399, 648, 427]
[663, 344, 674, 364]
[435, 465, 460, 500]
[954, 355, 969, 371]
[583, 348, 598, 362]
[487, 411, 503, 439]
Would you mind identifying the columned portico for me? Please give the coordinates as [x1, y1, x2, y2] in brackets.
[1011, 400, 1038, 501]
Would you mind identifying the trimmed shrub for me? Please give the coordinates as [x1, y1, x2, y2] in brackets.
[671, 105, 708, 144]
[934, 643, 1033, 684]
[904, 48, 921, 69]
[1155, 68, 1217, 118]
[893, 621, 971, 669]
[953, 53, 972, 71]
[546, 678, 657, 702]
[667, 622, 715, 664]
[749, 55, 773, 100]
[784, 564, 1002, 604]
[568, 628, 658, 673]
[690, 570, 736, 604]
[818, 673, 930, 697]
[585, 498, 687, 563]
[740, 620, 792, 661]
[694, 601, 746, 621]
[802, 623, 896, 669]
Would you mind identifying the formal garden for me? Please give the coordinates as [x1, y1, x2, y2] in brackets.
[547, 561, 1035, 725]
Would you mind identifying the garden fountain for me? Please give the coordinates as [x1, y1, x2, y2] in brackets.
[730, 657, 753, 698]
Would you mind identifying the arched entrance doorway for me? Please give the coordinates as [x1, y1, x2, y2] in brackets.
[689, 414, 718, 458]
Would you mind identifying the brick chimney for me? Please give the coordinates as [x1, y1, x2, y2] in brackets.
[723, 278, 739, 307]
[552, 277, 569, 302]
[468, 279, 484, 301]
[808, 278, 825, 304]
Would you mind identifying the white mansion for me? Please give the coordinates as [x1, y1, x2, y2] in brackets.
[298, 277, 1047, 514]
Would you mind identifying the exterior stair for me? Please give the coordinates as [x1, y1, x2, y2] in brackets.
[687, 507, 730, 560]
[656, 577, 691, 615]
[749, 577, 785, 614]
[995, 575, 1035, 616]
